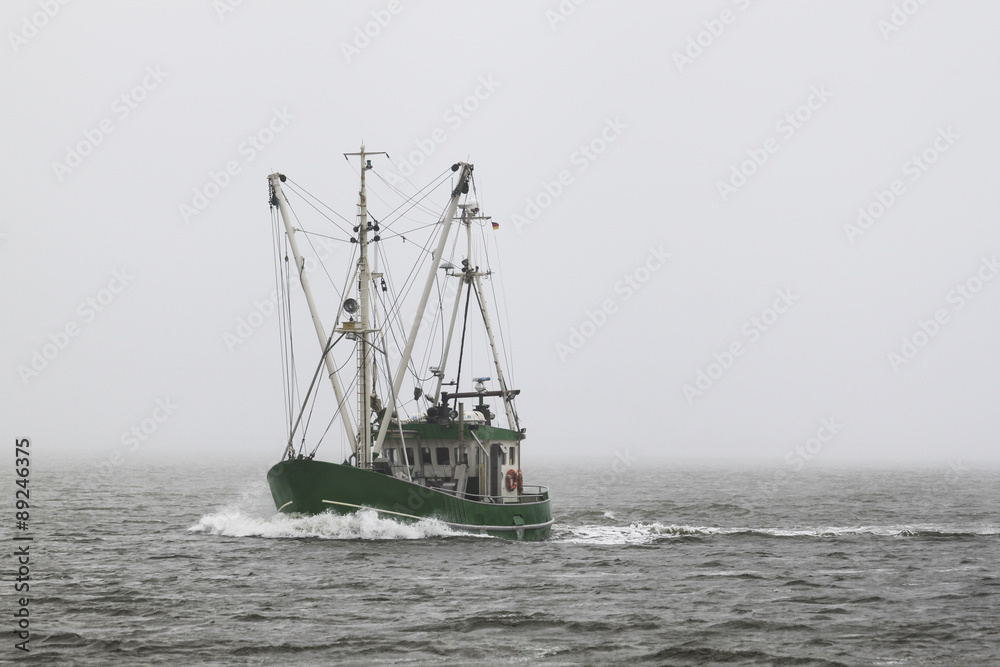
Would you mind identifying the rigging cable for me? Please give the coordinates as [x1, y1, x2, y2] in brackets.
[308, 361, 363, 459]
[283, 191, 348, 294]
[300, 346, 356, 455]
[471, 270, 518, 427]
[284, 178, 355, 236]
[285, 243, 301, 453]
[371, 167, 455, 234]
[451, 279, 474, 409]
[367, 170, 445, 221]
[282, 182, 369, 455]
[481, 215, 516, 389]
[373, 230, 438, 357]
[371, 162, 452, 221]
[270, 206, 292, 441]
[471, 172, 516, 387]
[285, 331, 343, 456]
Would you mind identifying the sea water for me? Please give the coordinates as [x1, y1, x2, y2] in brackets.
[7, 458, 998, 665]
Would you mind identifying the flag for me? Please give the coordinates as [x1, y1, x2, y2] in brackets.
[492, 221, 499, 230]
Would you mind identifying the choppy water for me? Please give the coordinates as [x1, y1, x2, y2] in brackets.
[6, 459, 999, 665]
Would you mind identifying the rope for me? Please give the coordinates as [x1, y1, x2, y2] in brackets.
[452, 279, 473, 408]
[284, 178, 355, 235]
[270, 207, 293, 447]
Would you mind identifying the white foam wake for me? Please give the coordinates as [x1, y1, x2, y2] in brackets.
[552, 522, 999, 545]
[189, 507, 478, 540]
[554, 522, 726, 545]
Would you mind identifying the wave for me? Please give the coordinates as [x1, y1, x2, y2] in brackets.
[551, 522, 998, 545]
[188, 507, 484, 541]
[407, 610, 660, 634]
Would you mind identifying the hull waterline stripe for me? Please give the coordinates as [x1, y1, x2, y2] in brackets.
[445, 518, 555, 532]
[322, 500, 424, 521]
[278, 501, 293, 512]
[322, 500, 554, 532]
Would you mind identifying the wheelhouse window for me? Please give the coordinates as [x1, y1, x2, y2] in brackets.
[436, 447, 450, 465]
[420, 447, 432, 465]
[509, 449, 516, 465]
[387, 449, 397, 464]
[405, 448, 414, 465]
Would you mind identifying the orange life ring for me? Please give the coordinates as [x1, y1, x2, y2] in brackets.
[516, 469, 523, 493]
[505, 469, 518, 492]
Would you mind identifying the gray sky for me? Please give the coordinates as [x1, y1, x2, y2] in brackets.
[3, 1, 998, 473]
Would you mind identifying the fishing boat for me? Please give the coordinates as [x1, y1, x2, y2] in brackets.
[264, 147, 553, 540]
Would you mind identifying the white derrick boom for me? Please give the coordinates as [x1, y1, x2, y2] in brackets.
[268, 173, 358, 451]
[373, 163, 473, 454]
[432, 204, 475, 405]
[474, 273, 517, 430]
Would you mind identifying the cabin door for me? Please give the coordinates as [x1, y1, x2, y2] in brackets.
[489, 443, 502, 497]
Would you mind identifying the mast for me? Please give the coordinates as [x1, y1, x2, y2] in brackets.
[268, 173, 358, 452]
[454, 206, 518, 431]
[343, 145, 386, 468]
[432, 203, 475, 404]
[374, 163, 473, 455]
[451, 206, 518, 430]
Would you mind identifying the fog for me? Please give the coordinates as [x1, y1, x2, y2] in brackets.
[3, 1, 998, 479]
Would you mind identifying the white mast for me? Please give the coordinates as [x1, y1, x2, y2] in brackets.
[268, 173, 357, 452]
[373, 163, 473, 454]
[430, 202, 517, 429]
[455, 207, 518, 430]
[344, 146, 386, 468]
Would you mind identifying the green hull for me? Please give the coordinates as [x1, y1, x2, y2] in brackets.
[267, 458, 553, 541]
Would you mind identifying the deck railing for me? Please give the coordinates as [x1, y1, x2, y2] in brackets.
[444, 486, 549, 504]
[412, 478, 548, 504]
[374, 461, 549, 504]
